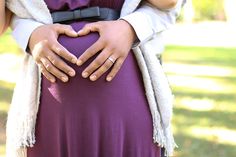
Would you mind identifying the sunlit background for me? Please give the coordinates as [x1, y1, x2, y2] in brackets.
[0, 0, 236, 157]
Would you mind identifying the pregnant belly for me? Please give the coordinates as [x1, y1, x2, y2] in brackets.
[42, 21, 146, 114]
[58, 21, 100, 67]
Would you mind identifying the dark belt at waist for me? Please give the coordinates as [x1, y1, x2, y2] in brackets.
[51, 6, 120, 23]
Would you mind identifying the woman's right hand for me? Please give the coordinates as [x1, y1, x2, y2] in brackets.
[29, 24, 78, 83]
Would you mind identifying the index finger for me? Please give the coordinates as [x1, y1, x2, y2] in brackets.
[51, 41, 77, 64]
[76, 38, 104, 66]
[55, 24, 78, 37]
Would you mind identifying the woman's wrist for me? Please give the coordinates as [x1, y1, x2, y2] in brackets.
[118, 19, 138, 44]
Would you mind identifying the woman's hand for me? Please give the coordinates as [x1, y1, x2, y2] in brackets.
[29, 24, 78, 83]
[77, 20, 137, 82]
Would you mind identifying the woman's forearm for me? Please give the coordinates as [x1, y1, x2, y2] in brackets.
[0, 1, 12, 35]
[147, 0, 178, 10]
[0, 0, 6, 34]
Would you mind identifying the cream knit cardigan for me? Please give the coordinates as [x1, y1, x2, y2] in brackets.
[6, 0, 180, 156]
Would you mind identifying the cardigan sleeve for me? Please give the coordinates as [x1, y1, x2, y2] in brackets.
[11, 15, 43, 52]
[120, 0, 185, 47]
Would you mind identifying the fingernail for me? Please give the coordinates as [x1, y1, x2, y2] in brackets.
[90, 75, 97, 81]
[69, 71, 75, 77]
[61, 76, 68, 82]
[72, 58, 77, 64]
[51, 78, 56, 83]
[77, 60, 83, 66]
[77, 30, 82, 35]
[82, 72, 89, 78]
[106, 77, 112, 82]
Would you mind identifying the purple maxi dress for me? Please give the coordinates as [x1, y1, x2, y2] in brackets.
[27, 0, 161, 157]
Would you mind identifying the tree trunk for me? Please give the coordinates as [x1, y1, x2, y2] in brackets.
[183, 0, 195, 23]
[224, 0, 236, 24]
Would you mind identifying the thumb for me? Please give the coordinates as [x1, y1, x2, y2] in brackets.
[55, 24, 78, 37]
[78, 22, 100, 36]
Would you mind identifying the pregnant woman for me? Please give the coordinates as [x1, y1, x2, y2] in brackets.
[28, 1, 160, 156]
[5, 0, 185, 157]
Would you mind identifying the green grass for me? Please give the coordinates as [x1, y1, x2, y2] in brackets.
[164, 46, 236, 68]
[0, 31, 19, 157]
[0, 29, 20, 54]
[163, 46, 236, 157]
[0, 32, 236, 156]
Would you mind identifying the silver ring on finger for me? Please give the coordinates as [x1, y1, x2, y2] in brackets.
[41, 58, 51, 69]
[107, 56, 115, 64]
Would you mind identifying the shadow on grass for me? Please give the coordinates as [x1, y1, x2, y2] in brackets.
[169, 75, 236, 102]
[0, 80, 13, 146]
[173, 108, 236, 130]
[173, 89, 236, 103]
[174, 133, 236, 157]
[0, 111, 7, 145]
[163, 46, 236, 68]
[204, 75, 236, 85]
[0, 80, 14, 105]
[166, 59, 236, 69]
[172, 88, 236, 129]
[0, 86, 13, 105]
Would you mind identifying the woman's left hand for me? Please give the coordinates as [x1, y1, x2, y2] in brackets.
[77, 20, 137, 82]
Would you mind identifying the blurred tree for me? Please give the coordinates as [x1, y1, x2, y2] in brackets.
[181, 0, 226, 22]
[224, 0, 236, 24]
[192, 0, 225, 21]
[183, 0, 195, 23]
